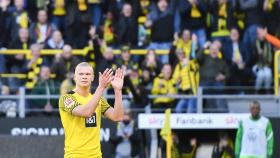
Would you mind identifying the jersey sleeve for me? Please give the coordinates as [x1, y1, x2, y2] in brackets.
[100, 97, 111, 115]
[59, 94, 79, 114]
[235, 120, 243, 158]
[266, 120, 274, 158]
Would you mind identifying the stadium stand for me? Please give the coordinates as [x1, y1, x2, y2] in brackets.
[1, 0, 280, 157]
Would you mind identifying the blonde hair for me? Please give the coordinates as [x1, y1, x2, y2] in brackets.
[74, 62, 93, 74]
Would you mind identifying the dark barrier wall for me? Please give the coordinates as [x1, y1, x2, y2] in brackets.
[0, 117, 116, 158]
[0, 116, 279, 158]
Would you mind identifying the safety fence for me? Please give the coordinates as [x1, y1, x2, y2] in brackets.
[0, 87, 280, 118]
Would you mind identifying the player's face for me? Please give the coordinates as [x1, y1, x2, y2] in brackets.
[74, 66, 94, 88]
[250, 105, 260, 118]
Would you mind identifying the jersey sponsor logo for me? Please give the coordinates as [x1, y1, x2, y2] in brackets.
[247, 129, 257, 142]
[64, 97, 75, 108]
[85, 113, 97, 127]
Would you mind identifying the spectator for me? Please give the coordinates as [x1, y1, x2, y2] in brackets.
[124, 66, 149, 108]
[263, 0, 280, 38]
[208, 0, 236, 45]
[98, 48, 115, 72]
[116, 3, 138, 47]
[111, 109, 140, 158]
[223, 28, 253, 90]
[0, 0, 11, 48]
[116, 46, 137, 72]
[173, 49, 199, 113]
[252, 27, 273, 93]
[60, 72, 74, 95]
[235, 101, 274, 158]
[45, 30, 65, 49]
[151, 64, 176, 111]
[235, 0, 265, 48]
[146, 0, 179, 64]
[197, 43, 229, 112]
[95, 47, 117, 82]
[139, 0, 151, 17]
[29, 9, 57, 44]
[0, 0, 9, 69]
[178, 0, 207, 49]
[0, 53, 5, 75]
[50, 0, 66, 34]
[30, 66, 59, 115]
[102, 11, 117, 47]
[44, 30, 65, 65]
[212, 133, 234, 158]
[25, 0, 49, 22]
[88, 0, 102, 28]
[159, 132, 181, 158]
[257, 27, 280, 49]
[178, 137, 197, 158]
[108, 0, 141, 23]
[140, 49, 162, 88]
[85, 25, 104, 70]
[8, 28, 34, 50]
[141, 49, 162, 80]
[24, 44, 48, 90]
[6, 28, 34, 92]
[169, 30, 198, 66]
[65, 0, 91, 48]
[51, 45, 80, 82]
[141, 68, 153, 89]
[0, 85, 17, 117]
[10, 0, 29, 41]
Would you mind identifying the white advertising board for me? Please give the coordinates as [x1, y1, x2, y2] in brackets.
[138, 113, 250, 129]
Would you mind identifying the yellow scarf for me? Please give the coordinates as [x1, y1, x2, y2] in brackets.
[131, 77, 140, 86]
[18, 12, 28, 28]
[215, 4, 228, 34]
[140, 0, 150, 15]
[204, 49, 223, 59]
[78, 0, 87, 11]
[176, 39, 192, 58]
[191, 4, 201, 18]
[233, 49, 242, 62]
[219, 3, 227, 17]
[26, 58, 43, 89]
[88, 0, 101, 4]
[22, 43, 27, 49]
[104, 19, 114, 43]
[53, 0, 66, 16]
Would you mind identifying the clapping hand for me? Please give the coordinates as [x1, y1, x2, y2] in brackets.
[99, 68, 114, 89]
[111, 68, 125, 91]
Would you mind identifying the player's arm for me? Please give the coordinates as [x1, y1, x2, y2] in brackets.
[266, 120, 274, 158]
[104, 68, 124, 122]
[235, 120, 243, 158]
[72, 69, 113, 117]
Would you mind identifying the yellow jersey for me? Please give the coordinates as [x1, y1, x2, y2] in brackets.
[151, 76, 177, 104]
[59, 90, 111, 158]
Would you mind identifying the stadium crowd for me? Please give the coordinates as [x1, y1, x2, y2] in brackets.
[0, 0, 280, 114]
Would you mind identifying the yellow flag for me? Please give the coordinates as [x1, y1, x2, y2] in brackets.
[160, 108, 172, 158]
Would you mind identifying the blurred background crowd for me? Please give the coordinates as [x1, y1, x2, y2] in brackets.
[0, 0, 280, 114]
[0, 0, 279, 157]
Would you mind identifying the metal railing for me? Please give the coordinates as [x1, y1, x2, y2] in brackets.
[275, 50, 280, 96]
[0, 49, 169, 55]
[1, 87, 280, 118]
[0, 49, 169, 78]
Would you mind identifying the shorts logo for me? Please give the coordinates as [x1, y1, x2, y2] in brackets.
[64, 97, 75, 108]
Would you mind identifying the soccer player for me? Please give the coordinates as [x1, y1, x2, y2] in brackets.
[59, 62, 124, 158]
[235, 101, 274, 158]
